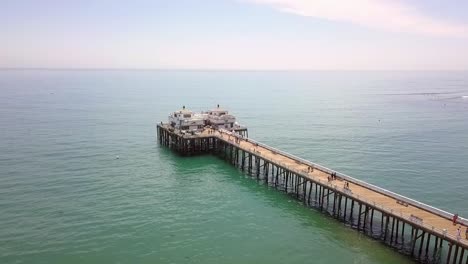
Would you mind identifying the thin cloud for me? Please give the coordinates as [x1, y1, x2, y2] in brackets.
[246, 0, 467, 36]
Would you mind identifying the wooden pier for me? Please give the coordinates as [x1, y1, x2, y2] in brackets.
[157, 123, 468, 264]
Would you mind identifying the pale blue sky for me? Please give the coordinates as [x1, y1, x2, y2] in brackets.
[2, 0, 468, 70]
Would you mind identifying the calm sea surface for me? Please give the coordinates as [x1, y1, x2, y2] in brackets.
[1, 70, 467, 263]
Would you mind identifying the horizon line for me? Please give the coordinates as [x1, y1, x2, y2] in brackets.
[1, 67, 468, 72]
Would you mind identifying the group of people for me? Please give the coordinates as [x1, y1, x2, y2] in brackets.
[327, 172, 338, 182]
[227, 134, 241, 144]
[453, 214, 468, 240]
[343, 181, 350, 190]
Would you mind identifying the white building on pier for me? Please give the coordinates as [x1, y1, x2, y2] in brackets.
[167, 105, 246, 132]
[168, 106, 205, 131]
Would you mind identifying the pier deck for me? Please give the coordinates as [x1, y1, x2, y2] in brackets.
[213, 129, 467, 246]
[158, 123, 468, 263]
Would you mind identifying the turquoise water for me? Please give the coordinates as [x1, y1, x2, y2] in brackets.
[1, 70, 467, 263]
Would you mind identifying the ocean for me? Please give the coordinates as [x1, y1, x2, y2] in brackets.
[1, 70, 467, 263]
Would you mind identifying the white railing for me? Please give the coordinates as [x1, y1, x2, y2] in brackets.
[217, 129, 468, 228]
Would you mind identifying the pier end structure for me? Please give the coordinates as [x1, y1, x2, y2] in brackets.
[157, 106, 247, 155]
[157, 107, 468, 264]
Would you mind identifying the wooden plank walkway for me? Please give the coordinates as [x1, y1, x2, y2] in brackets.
[207, 129, 468, 247]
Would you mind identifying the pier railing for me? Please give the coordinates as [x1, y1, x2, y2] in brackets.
[219, 129, 468, 228]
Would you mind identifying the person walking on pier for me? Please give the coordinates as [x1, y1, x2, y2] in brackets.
[331, 172, 337, 180]
[453, 213, 459, 225]
[456, 226, 461, 241]
[344, 181, 349, 189]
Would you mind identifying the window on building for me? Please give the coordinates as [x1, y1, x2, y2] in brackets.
[183, 114, 191, 118]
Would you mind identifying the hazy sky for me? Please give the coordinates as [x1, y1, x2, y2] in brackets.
[2, 0, 468, 70]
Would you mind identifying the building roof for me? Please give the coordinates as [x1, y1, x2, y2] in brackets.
[176, 109, 193, 114]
